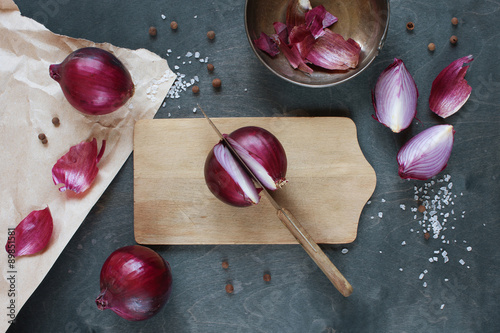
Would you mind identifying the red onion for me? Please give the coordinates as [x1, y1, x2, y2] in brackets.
[204, 142, 261, 207]
[372, 58, 418, 133]
[49, 47, 134, 115]
[96, 245, 172, 321]
[204, 126, 287, 207]
[429, 55, 473, 118]
[397, 125, 455, 180]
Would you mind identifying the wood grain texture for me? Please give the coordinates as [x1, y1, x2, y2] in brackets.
[133, 117, 376, 245]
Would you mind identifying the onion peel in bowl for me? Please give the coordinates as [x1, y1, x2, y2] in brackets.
[5, 207, 53, 257]
[52, 138, 106, 193]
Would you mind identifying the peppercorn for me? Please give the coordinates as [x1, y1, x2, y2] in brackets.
[406, 22, 414, 31]
[450, 35, 458, 45]
[212, 78, 221, 88]
[263, 273, 271, 282]
[451, 17, 458, 26]
[424, 232, 430, 240]
[38, 133, 46, 140]
[192, 85, 200, 94]
[148, 26, 157, 37]
[41, 138, 48, 145]
[225, 283, 234, 294]
[207, 30, 215, 40]
[427, 43, 436, 51]
[170, 21, 178, 30]
[418, 205, 426, 213]
[221, 260, 229, 269]
[52, 117, 60, 126]
[207, 63, 214, 72]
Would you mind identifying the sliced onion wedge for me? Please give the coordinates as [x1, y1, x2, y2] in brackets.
[204, 143, 260, 207]
[429, 55, 473, 118]
[5, 207, 53, 257]
[397, 125, 455, 180]
[372, 58, 418, 133]
[52, 138, 106, 193]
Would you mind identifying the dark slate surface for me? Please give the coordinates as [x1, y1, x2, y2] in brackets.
[8, 0, 500, 332]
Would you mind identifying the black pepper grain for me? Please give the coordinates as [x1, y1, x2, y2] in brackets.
[207, 30, 215, 40]
[424, 232, 430, 240]
[38, 133, 46, 140]
[263, 273, 271, 282]
[221, 261, 229, 269]
[225, 283, 234, 294]
[207, 63, 214, 72]
[149, 26, 157, 37]
[451, 17, 459, 26]
[450, 35, 458, 45]
[406, 22, 415, 31]
[52, 117, 60, 126]
[192, 85, 200, 94]
[170, 21, 178, 30]
[428, 43, 436, 51]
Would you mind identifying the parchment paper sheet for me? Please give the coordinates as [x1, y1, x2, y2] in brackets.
[0, 0, 175, 331]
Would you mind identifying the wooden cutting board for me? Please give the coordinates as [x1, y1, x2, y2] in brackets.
[134, 117, 376, 245]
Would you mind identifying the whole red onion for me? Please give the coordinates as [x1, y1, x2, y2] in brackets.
[204, 126, 287, 207]
[49, 47, 134, 115]
[95, 245, 172, 321]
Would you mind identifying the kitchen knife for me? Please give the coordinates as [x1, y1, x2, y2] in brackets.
[198, 105, 353, 297]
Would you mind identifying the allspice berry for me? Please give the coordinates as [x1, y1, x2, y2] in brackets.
[263, 273, 271, 282]
[41, 138, 48, 145]
[192, 85, 200, 94]
[170, 21, 178, 30]
[406, 22, 415, 31]
[225, 283, 234, 294]
[207, 63, 215, 72]
[418, 205, 426, 213]
[207, 30, 216, 40]
[52, 117, 60, 126]
[427, 43, 436, 51]
[450, 35, 458, 44]
[221, 261, 229, 269]
[451, 17, 459, 25]
[38, 133, 46, 140]
[212, 78, 221, 88]
[424, 232, 430, 240]
[148, 26, 157, 37]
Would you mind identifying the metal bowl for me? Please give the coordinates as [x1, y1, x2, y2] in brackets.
[245, 0, 390, 87]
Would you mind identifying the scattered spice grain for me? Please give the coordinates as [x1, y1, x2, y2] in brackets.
[451, 17, 458, 26]
[225, 283, 234, 294]
[148, 26, 157, 37]
[424, 232, 430, 240]
[418, 205, 426, 213]
[263, 273, 271, 282]
[52, 117, 60, 126]
[41, 138, 48, 145]
[450, 35, 458, 45]
[192, 85, 200, 94]
[170, 21, 178, 30]
[428, 43, 436, 51]
[38, 133, 46, 141]
[406, 22, 415, 31]
[207, 63, 214, 72]
[207, 30, 216, 40]
[212, 78, 221, 88]
[221, 260, 229, 269]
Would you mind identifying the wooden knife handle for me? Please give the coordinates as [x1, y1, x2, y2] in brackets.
[277, 208, 353, 297]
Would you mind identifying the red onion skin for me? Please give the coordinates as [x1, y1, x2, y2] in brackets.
[50, 47, 134, 115]
[96, 245, 172, 321]
[228, 126, 287, 190]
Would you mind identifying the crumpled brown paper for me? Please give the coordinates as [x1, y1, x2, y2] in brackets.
[0, 0, 175, 330]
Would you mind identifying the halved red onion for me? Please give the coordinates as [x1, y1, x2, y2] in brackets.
[305, 29, 361, 71]
[227, 126, 288, 190]
[372, 58, 419, 133]
[5, 207, 53, 257]
[49, 47, 134, 116]
[52, 138, 106, 193]
[429, 55, 473, 118]
[397, 125, 455, 180]
[204, 142, 260, 207]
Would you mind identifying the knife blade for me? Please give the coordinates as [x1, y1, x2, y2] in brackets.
[198, 105, 353, 297]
